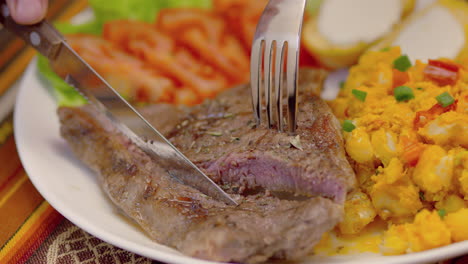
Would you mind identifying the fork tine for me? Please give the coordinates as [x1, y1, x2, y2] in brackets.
[275, 41, 286, 132]
[286, 42, 299, 134]
[263, 40, 274, 128]
[250, 39, 263, 126]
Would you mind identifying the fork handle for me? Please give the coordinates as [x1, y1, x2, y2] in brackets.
[0, 0, 64, 59]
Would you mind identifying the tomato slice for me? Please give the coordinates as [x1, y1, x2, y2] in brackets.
[423, 59, 460, 86]
[104, 20, 228, 98]
[214, 0, 268, 50]
[66, 34, 175, 103]
[413, 100, 458, 130]
[157, 8, 250, 84]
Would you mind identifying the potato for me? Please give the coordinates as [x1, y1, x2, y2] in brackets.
[302, 0, 415, 69]
[371, 0, 468, 64]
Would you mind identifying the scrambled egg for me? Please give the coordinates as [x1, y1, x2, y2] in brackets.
[329, 47, 468, 254]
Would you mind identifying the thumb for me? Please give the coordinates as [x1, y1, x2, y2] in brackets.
[6, 0, 48, 25]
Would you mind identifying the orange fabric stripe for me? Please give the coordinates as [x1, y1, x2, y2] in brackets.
[0, 0, 89, 96]
[0, 136, 21, 192]
[0, 202, 62, 264]
[0, 170, 44, 247]
[0, 39, 24, 70]
[0, 48, 37, 96]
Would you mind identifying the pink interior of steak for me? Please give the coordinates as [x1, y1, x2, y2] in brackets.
[203, 151, 348, 203]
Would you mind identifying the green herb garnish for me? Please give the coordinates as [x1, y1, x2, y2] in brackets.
[394, 86, 415, 102]
[436, 92, 455, 107]
[342, 120, 356, 132]
[393, 55, 412, 72]
[380, 47, 390, 52]
[438, 209, 447, 218]
[352, 89, 367, 102]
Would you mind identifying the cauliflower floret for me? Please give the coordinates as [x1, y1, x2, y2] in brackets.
[338, 190, 377, 235]
[380, 158, 404, 184]
[459, 170, 468, 200]
[382, 210, 451, 255]
[370, 159, 422, 220]
[371, 129, 397, 166]
[453, 149, 468, 199]
[412, 145, 454, 200]
[345, 127, 374, 163]
[407, 210, 451, 252]
[445, 208, 468, 242]
[419, 112, 468, 148]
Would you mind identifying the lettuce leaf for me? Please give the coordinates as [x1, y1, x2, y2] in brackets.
[39, 0, 212, 106]
[37, 55, 87, 106]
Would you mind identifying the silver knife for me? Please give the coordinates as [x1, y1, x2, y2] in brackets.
[0, 2, 237, 206]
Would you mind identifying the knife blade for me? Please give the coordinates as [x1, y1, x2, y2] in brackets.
[0, 2, 238, 206]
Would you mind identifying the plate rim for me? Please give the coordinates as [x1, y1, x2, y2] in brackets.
[13, 59, 468, 264]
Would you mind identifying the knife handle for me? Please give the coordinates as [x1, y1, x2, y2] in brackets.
[0, 0, 64, 59]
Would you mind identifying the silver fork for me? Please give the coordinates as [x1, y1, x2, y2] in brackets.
[250, 0, 307, 134]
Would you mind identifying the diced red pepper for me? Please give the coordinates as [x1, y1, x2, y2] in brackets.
[392, 68, 410, 89]
[413, 100, 458, 130]
[428, 59, 461, 72]
[423, 59, 460, 86]
[400, 136, 425, 167]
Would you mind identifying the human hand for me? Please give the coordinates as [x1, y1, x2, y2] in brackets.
[5, 0, 48, 25]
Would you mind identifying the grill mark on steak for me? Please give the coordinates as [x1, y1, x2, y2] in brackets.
[58, 69, 353, 263]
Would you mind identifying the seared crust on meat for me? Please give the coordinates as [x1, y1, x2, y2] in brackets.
[57, 69, 353, 263]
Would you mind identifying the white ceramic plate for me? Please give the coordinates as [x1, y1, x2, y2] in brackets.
[14, 58, 468, 264]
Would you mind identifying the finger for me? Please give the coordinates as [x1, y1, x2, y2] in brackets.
[6, 0, 48, 25]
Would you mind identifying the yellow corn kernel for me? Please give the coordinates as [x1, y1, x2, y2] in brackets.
[419, 112, 468, 148]
[338, 191, 377, 235]
[459, 170, 468, 200]
[453, 150, 468, 199]
[445, 208, 468, 242]
[371, 129, 397, 166]
[407, 210, 451, 252]
[412, 145, 454, 196]
[346, 127, 374, 163]
[435, 195, 466, 213]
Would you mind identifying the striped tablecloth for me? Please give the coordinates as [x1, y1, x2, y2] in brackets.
[0, 0, 158, 263]
[0, 1, 467, 264]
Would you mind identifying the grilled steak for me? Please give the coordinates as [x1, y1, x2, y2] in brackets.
[58, 69, 355, 263]
[166, 71, 355, 204]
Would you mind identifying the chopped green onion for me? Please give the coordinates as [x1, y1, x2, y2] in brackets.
[380, 47, 390, 52]
[352, 89, 367, 102]
[342, 120, 356, 132]
[393, 55, 412, 72]
[394, 86, 415, 102]
[438, 209, 447, 218]
[416, 87, 424, 91]
[339, 81, 345, 90]
[436, 92, 455, 107]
